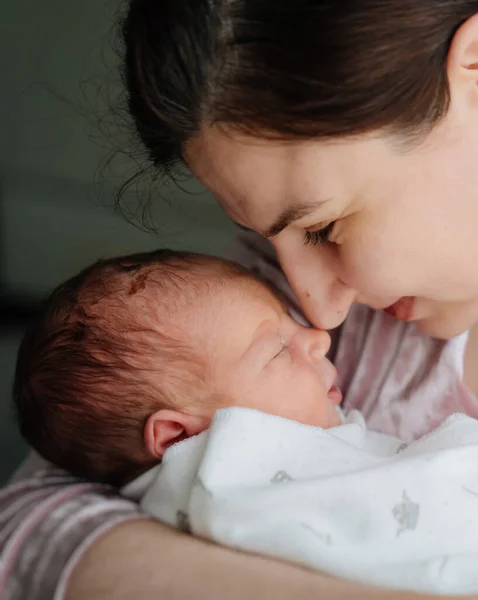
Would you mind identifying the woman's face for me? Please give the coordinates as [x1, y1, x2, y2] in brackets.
[186, 60, 478, 339]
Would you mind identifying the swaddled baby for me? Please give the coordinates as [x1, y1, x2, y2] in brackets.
[13, 248, 342, 487]
[15, 249, 478, 595]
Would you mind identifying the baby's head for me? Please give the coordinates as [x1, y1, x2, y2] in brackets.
[14, 250, 341, 486]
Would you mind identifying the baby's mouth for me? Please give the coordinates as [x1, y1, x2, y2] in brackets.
[327, 385, 342, 405]
[317, 359, 342, 404]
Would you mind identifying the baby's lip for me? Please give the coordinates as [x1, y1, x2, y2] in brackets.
[326, 362, 338, 391]
[316, 359, 339, 395]
[325, 365, 342, 405]
[328, 385, 342, 405]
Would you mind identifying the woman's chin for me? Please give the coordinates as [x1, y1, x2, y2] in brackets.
[385, 296, 478, 340]
[415, 313, 475, 340]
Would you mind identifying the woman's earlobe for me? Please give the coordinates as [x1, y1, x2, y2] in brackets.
[448, 14, 478, 83]
[445, 14, 478, 122]
[144, 409, 211, 459]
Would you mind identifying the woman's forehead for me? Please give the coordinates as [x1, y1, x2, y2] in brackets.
[186, 127, 333, 228]
[187, 127, 412, 231]
[187, 127, 288, 190]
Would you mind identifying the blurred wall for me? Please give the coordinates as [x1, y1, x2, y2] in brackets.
[0, 0, 235, 297]
[0, 0, 236, 482]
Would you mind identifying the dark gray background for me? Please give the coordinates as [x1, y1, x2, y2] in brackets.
[0, 0, 235, 482]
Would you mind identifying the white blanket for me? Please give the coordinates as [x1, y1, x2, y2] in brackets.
[123, 408, 478, 595]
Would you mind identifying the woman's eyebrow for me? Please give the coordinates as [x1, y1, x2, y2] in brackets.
[262, 200, 330, 239]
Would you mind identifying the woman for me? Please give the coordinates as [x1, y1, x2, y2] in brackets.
[3, 1, 478, 598]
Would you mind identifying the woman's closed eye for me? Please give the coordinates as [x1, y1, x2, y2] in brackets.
[304, 221, 336, 246]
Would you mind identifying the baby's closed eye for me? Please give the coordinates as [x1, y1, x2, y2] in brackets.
[273, 341, 289, 360]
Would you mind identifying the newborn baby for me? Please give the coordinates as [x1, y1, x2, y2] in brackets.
[14, 248, 478, 595]
[14, 248, 342, 486]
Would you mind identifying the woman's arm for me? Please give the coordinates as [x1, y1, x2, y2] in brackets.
[67, 519, 448, 600]
[3, 457, 449, 600]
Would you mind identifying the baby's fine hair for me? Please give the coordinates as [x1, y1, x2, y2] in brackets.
[13, 249, 248, 486]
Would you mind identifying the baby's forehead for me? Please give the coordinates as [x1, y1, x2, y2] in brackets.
[197, 271, 280, 307]
[95, 260, 282, 344]
[178, 275, 283, 332]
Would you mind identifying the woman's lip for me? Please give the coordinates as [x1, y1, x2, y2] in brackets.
[384, 297, 415, 321]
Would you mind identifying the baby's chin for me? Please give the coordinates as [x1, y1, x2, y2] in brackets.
[326, 403, 343, 429]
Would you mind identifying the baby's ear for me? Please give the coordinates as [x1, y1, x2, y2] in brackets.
[144, 409, 210, 459]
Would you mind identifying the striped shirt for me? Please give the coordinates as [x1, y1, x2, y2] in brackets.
[0, 453, 146, 600]
[2, 229, 477, 599]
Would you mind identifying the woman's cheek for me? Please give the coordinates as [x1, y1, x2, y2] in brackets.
[338, 237, 404, 297]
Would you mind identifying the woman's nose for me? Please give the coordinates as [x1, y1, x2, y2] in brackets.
[274, 234, 356, 330]
[292, 328, 331, 363]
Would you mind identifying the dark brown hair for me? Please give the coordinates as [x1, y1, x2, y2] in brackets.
[13, 249, 248, 486]
[121, 0, 478, 182]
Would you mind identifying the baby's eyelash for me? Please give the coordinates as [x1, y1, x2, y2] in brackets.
[303, 222, 335, 246]
[274, 341, 288, 359]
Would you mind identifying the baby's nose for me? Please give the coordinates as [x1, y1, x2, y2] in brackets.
[302, 329, 331, 363]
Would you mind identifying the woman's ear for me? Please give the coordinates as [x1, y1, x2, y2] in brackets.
[448, 14, 478, 101]
[144, 409, 211, 459]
